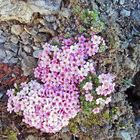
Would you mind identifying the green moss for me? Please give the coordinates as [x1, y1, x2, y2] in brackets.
[102, 110, 110, 120]
[79, 74, 100, 114]
[73, 6, 105, 33]
[82, 113, 102, 127]
[78, 26, 86, 33]
[69, 112, 103, 133]
[69, 121, 79, 134]
[4, 129, 17, 140]
[8, 131, 17, 140]
[111, 107, 118, 115]
[64, 32, 71, 38]
[69, 107, 118, 135]
[3, 127, 17, 140]
[72, 5, 81, 16]
[103, 26, 120, 48]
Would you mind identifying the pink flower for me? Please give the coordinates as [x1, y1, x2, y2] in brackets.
[78, 35, 86, 43]
[6, 89, 14, 97]
[63, 38, 73, 46]
[98, 73, 115, 84]
[91, 35, 101, 45]
[96, 86, 104, 95]
[85, 94, 93, 102]
[92, 107, 101, 114]
[83, 82, 93, 91]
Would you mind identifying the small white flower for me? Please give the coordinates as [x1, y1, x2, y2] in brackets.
[96, 98, 105, 105]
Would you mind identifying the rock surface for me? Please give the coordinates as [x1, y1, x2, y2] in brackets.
[11, 25, 24, 36]
[21, 55, 36, 76]
[0, 0, 62, 23]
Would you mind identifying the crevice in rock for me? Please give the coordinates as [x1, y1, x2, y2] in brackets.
[125, 71, 140, 114]
[125, 71, 140, 139]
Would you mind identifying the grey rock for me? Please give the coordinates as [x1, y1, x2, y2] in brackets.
[26, 135, 46, 140]
[33, 33, 48, 43]
[60, 133, 71, 140]
[0, 49, 6, 59]
[120, 9, 131, 17]
[18, 47, 27, 58]
[4, 43, 18, 53]
[80, 0, 89, 3]
[0, 36, 6, 44]
[10, 35, 19, 44]
[0, 91, 4, 99]
[9, 57, 18, 64]
[29, 28, 38, 36]
[52, 23, 58, 30]
[23, 45, 32, 53]
[119, 130, 131, 140]
[90, 1, 98, 9]
[33, 50, 42, 58]
[26, 135, 38, 140]
[119, 0, 125, 5]
[45, 15, 56, 22]
[29, 0, 62, 11]
[38, 26, 55, 36]
[21, 55, 36, 76]
[131, 26, 140, 36]
[109, 10, 118, 22]
[125, 58, 136, 70]
[59, 8, 71, 18]
[2, 59, 9, 63]
[132, 9, 140, 25]
[3, 57, 18, 64]
[61, 127, 69, 133]
[0, 0, 62, 23]
[121, 41, 129, 49]
[32, 45, 42, 51]
[0, 30, 3, 35]
[11, 25, 23, 36]
[10, 44, 19, 53]
[113, 0, 119, 4]
[106, 7, 115, 17]
[20, 31, 31, 45]
[5, 50, 16, 60]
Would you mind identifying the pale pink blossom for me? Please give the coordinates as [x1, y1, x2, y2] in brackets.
[83, 82, 93, 91]
[91, 35, 102, 45]
[92, 107, 101, 114]
[98, 73, 115, 84]
[96, 86, 104, 95]
[85, 94, 93, 102]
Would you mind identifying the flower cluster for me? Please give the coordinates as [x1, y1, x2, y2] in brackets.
[34, 34, 105, 83]
[6, 33, 113, 133]
[80, 73, 115, 114]
[96, 73, 115, 96]
[7, 80, 80, 133]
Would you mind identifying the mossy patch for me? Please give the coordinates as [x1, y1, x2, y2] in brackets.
[72, 5, 105, 33]
[3, 129, 17, 140]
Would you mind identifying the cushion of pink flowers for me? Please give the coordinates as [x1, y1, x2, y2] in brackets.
[6, 33, 114, 133]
